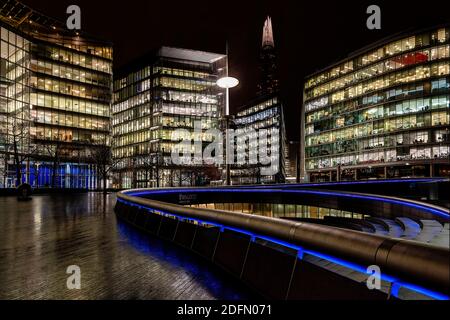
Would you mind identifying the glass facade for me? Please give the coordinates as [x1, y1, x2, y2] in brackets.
[302, 26, 450, 182]
[188, 202, 364, 220]
[230, 94, 288, 184]
[112, 47, 226, 188]
[0, 0, 113, 188]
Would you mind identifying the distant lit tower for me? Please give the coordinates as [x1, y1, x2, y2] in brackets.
[258, 16, 279, 95]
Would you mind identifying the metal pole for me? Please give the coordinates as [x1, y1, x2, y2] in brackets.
[225, 41, 230, 185]
[226, 115, 230, 185]
[296, 146, 300, 183]
[225, 41, 230, 116]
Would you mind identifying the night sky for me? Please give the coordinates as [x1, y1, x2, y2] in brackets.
[22, 0, 450, 140]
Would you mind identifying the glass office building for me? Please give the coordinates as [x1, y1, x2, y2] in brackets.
[227, 17, 287, 185]
[302, 26, 449, 182]
[230, 94, 288, 184]
[112, 47, 226, 188]
[0, 0, 113, 188]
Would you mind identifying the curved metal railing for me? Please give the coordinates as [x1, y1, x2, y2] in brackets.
[117, 187, 450, 299]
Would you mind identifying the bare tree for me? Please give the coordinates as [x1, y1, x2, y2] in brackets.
[41, 139, 63, 188]
[86, 137, 119, 196]
[191, 165, 221, 186]
[0, 151, 9, 188]
[172, 164, 221, 187]
[135, 154, 160, 188]
[10, 118, 36, 187]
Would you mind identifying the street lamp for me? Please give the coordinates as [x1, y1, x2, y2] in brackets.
[217, 44, 239, 185]
[217, 76, 239, 89]
[216, 76, 239, 116]
[217, 76, 238, 186]
[217, 40, 239, 117]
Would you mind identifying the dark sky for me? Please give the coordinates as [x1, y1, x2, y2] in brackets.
[22, 0, 450, 140]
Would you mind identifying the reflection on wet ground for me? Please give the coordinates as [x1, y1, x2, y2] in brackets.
[0, 193, 255, 299]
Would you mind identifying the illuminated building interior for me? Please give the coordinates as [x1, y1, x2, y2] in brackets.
[230, 94, 288, 184]
[112, 47, 226, 188]
[0, 0, 113, 188]
[302, 26, 450, 182]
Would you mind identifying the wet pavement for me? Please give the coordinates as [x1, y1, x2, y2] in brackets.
[0, 193, 254, 300]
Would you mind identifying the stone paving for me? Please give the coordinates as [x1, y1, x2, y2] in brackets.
[0, 193, 252, 300]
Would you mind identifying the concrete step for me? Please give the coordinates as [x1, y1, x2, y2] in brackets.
[429, 222, 449, 248]
[415, 220, 444, 244]
[365, 220, 389, 236]
[396, 217, 421, 240]
[368, 218, 404, 238]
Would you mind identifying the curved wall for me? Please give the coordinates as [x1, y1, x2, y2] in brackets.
[115, 187, 449, 300]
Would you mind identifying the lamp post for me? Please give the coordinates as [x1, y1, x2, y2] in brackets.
[217, 45, 239, 185]
[217, 76, 239, 116]
[217, 77, 239, 186]
[289, 140, 301, 183]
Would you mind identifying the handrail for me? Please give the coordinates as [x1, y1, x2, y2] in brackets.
[117, 188, 450, 297]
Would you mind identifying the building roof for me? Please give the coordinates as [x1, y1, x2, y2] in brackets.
[262, 16, 275, 48]
[305, 23, 450, 80]
[114, 46, 226, 79]
[158, 46, 225, 64]
[236, 91, 281, 116]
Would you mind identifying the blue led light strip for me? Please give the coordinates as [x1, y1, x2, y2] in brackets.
[116, 198, 449, 300]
